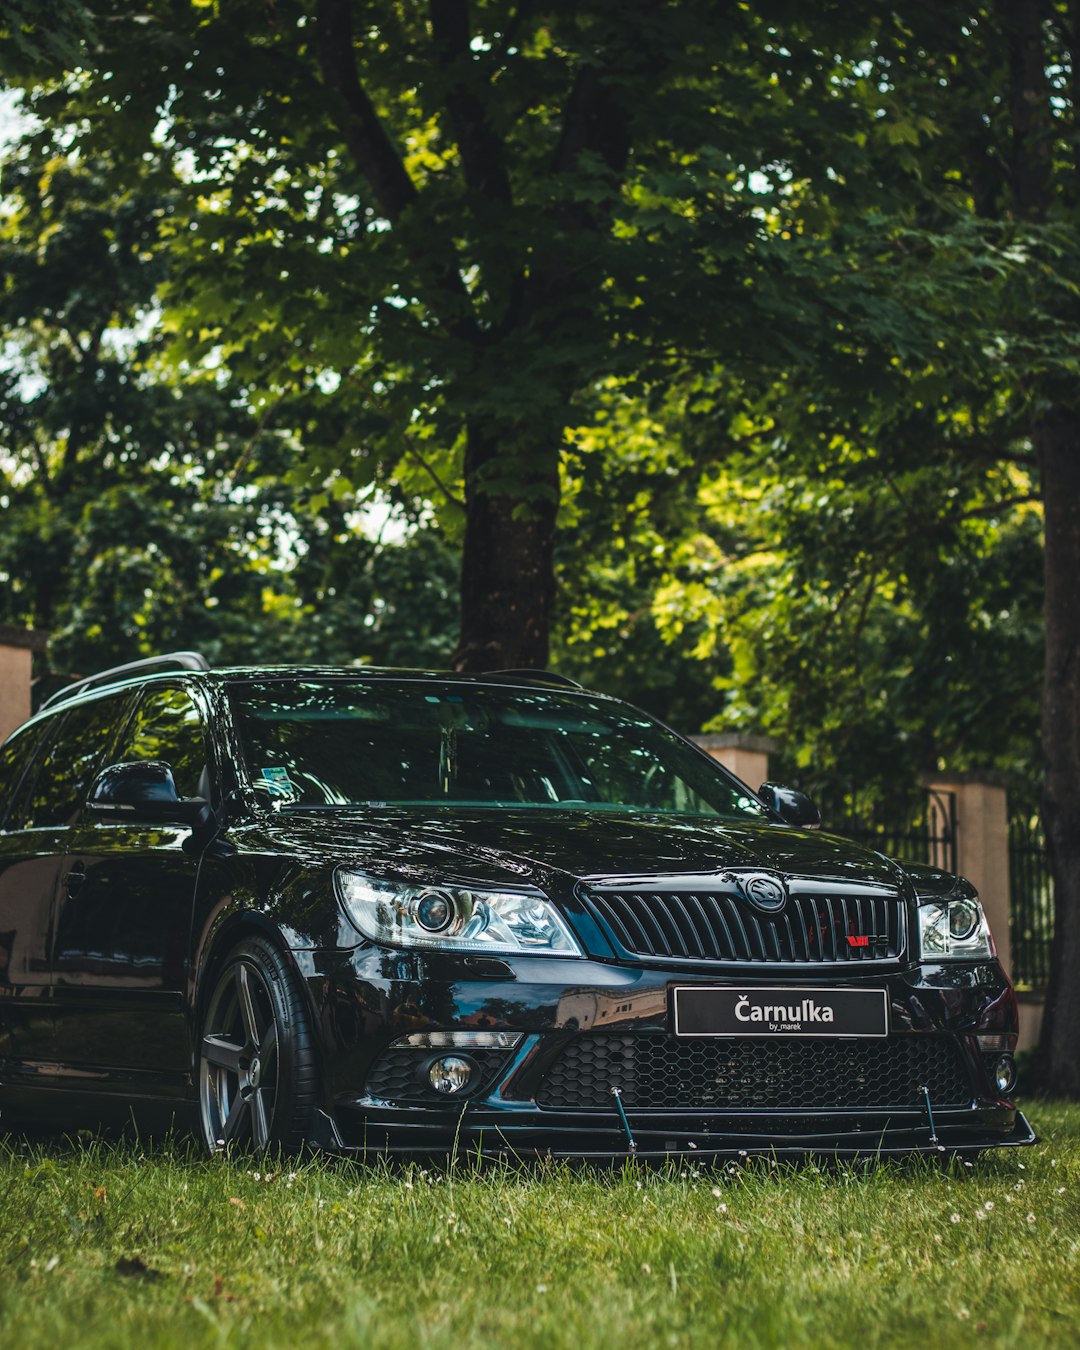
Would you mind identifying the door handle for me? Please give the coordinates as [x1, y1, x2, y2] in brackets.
[63, 863, 86, 897]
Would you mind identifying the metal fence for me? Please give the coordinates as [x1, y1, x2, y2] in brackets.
[822, 787, 958, 875]
[1009, 810, 1054, 990]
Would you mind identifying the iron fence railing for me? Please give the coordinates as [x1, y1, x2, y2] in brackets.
[821, 787, 958, 875]
[1009, 810, 1054, 990]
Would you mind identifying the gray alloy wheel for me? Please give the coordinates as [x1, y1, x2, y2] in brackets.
[198, 936, 319, 1153]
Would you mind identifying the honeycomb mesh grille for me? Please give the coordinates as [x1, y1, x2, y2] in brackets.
[536, 1034, 971, 1111]
[580, 887, 904, 964]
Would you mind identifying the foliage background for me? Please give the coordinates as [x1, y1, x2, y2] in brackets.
[1, 1, 1068, 806]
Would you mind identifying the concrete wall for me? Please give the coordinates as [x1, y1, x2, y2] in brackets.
[0, 627, 46, 743]
[692, 733, 777, 792]
[925, 775, 1012, 982]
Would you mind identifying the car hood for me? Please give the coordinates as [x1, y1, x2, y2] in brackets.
[259, 807, 909, 893]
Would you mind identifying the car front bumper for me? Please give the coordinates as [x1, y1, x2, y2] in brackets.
[302, 946, 1034, 1160]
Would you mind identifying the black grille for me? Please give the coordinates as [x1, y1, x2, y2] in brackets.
[365, 1047, 512, 1102]
[536, 1034, 971, 1111]
[581, 886, 904, 964]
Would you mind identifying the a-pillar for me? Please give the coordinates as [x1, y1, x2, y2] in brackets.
[692, 733, 777, 793]
[0, 626, 48, 743]
[924, 774, 1012, 984]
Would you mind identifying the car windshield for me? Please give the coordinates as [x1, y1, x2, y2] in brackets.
[228, 679, 768, 821]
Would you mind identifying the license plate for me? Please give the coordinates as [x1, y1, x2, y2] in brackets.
[672, 986, 889, 1038]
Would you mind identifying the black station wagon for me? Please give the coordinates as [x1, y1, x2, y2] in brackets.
[0, 653, 1035, 1158]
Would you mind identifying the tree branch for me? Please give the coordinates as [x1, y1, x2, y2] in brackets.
[399, 431, 467, 512]
[315, 0, 418, 222]
[339, 371, 467, 512]
[315, 0, 481, 343]
[550, 62, 631, 185]
[429, 0, 513, 204]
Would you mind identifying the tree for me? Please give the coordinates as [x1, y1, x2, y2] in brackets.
[2, 0, 889, 669]
[993, 0, 1080, 1092]
[0, 133, 460, 676]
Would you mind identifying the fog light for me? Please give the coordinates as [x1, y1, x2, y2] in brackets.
[429, 1055, 474, 1094]
[991, 1053, 1017, 1095]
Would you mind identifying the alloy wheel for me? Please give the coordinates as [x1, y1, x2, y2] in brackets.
[199, 957, 280, 1150]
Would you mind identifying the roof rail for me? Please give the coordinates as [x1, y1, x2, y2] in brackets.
[39, 651, 211, 712]
[483, 668, 584, 690]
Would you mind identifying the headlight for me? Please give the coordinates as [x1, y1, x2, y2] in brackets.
[335, 870, 583, 956]
[916, 894, 996, 960]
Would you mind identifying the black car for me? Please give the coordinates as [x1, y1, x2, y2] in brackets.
[0, 653, 1034, 1159]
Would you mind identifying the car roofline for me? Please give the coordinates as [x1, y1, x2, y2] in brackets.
[34, 656, 595, 721]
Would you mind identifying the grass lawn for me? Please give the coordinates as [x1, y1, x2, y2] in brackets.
[1, 1100, 1077, 1349]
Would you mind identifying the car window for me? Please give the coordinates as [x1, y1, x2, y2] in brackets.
[15, 696, 132, 830]
[114, 686, 208, 799]
[0, 721, 52, 828]
[229, 680, 768, 821]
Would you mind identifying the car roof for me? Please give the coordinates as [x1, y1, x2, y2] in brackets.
[29, 657, 597, 728]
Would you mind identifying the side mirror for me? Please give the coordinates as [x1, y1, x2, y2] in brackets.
[758, 782, 822, 830]
[87, 760, 210, 828]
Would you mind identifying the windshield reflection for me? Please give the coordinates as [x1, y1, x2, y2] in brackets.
[228, 680, 767, 822]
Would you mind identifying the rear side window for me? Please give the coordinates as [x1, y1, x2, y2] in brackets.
[0, 722, 51, 828]
[114, 686, 208, 799]
[14, 695, 131, 830]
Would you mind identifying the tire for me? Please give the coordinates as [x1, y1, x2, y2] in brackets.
[197, 935, 320, 1154]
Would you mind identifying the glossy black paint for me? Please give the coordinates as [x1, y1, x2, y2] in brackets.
[757, 782, 823, 830]
[0, 665, 1033, 1157]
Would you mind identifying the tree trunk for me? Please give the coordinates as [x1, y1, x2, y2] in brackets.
[1036, 418, 1080, 1092]
[452, 420, 560, 671]
[997, 0, 1080, 1091]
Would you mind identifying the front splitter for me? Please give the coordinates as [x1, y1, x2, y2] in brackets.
[326, 1107, 1038, 1162]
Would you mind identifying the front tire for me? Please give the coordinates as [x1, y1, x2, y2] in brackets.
[197, 936, 320, 1153]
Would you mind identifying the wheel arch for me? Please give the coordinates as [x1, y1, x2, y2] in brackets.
[191, 910, 326, 1091]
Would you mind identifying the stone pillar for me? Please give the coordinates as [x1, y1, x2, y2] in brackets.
[1016, 992, 1044, 1054]
[692, 733, 777, 792]
[925, 774, 1012, 981]
[0, 626, 47, 743]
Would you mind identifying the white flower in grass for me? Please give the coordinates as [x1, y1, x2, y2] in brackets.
[958, 1308, 970, 1321]
[984, 1201, 994, 1211]
[1027, 1214, 1036, 1225]
[536, 1284, 548, 1295]
[950, 1213, 961, 1224]
[1058, 1187, 1066, 1195]
[711, 1188, 723, 1199]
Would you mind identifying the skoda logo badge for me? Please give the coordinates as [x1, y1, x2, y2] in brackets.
[737, 872, 787, 913]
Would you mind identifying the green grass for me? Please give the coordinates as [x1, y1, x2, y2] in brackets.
[1, 1102, 1077, 1349]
